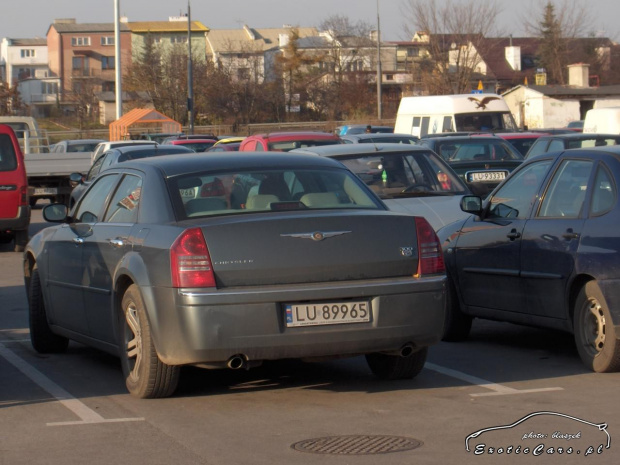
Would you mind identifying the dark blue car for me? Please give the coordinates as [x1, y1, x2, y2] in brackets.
[438, 145, 620, 373]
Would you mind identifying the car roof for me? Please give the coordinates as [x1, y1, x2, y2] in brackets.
[342, 133, 418, 140]
[291, 143, 433, 157]
[119, 151, 346, 177]
[248, 131, 340, 140]
[106, 145, 193, 156]
[536, 133, 620, 140]
[495, 132, 549, 139]
[170, 139, 217, 144]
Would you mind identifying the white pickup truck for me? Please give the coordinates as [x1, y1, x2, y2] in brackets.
[24, 151, 92, 206]
[0, 117, 94, 206]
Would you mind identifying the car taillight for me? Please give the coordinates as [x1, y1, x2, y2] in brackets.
[414, 217, 445, 277]
[170, 228, 216, 288]
[19, 186, 28, 207]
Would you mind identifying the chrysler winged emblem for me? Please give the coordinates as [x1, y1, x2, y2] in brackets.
[281, 231, 351, 242]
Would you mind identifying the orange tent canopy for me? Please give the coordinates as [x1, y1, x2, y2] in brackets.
[109, 108, 182, 141]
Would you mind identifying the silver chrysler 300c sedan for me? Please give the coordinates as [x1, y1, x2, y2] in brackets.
[23, 152, 446, 398]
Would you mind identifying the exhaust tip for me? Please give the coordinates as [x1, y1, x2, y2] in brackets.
[227, 354, 246, 370]
[400, 344, 414, 358]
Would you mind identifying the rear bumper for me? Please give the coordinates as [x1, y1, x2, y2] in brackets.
[142, 276, 446, 366]
[0, 205, 30, 233]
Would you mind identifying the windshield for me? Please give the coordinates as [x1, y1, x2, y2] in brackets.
[336, 151, 468, 198]
[170, 167, 382, 218]
[454, 112, 517, 132]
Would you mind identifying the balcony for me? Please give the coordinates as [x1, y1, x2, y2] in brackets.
[71, 68, 115, 78]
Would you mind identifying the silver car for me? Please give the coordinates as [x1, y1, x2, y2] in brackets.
[24, 152, 446, 398]
[291, 144, 473, 230]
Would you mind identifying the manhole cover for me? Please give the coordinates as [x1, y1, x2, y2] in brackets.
[291, 435, 423, 455]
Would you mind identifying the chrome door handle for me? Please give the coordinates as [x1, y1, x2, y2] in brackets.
[562, 230, 580, 240]
[108, 238, 125, 248]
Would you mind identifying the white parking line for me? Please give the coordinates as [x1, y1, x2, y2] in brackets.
[425, 362, 564, 397]
[0, 342, 144, 426]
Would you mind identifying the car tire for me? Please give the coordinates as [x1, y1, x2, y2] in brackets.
[366, 347, 428, 380]
[120, 285, 180, 398]
[14, 230, 28, 253]
[442, 275, 473, 342]
[574, 282, 620, 373]
[29, 266, 69, 353]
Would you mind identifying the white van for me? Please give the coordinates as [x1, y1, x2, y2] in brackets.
[394, 93, 517, 138]
[583, 107, 620, 134]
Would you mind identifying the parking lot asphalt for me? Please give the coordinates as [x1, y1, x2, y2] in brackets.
[1, 205, 618, 464]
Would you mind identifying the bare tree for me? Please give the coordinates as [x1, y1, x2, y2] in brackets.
[401, 0, 502, 94]
[0, 81, 23, 115]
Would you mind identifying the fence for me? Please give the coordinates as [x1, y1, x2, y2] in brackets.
[43, 120, 396, 144]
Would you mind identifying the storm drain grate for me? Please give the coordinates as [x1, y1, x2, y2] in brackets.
[291, 435, 423, 455]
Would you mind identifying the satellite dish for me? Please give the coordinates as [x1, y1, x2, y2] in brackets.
[451, 42, 457, 49]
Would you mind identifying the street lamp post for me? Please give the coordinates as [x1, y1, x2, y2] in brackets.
[376, 0, 383, 120]
[187, 0, 194, 134]
[114, 0, 122, 119]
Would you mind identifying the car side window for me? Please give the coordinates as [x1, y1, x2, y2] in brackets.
[74, 174, 119, 223]
[526, 139, 547, 159]
[87, 156, 106, 181]
[488, 160, 553, 220]
[538, 160, 593, 218]
[590, 165, 616, 216]
[548, 140, 565, 152]
[103, 175, 143, 223]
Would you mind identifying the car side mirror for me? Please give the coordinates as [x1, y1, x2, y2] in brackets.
[460, 195, 483, 215]
[69, 172, 84, 187]
[42, 203, 69, 223]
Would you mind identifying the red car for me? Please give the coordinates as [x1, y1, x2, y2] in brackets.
[495, 132, 550, 157]
[0, 124, 30, 251]
[165, 139, 217, 152]
[239, 131, 341, 152]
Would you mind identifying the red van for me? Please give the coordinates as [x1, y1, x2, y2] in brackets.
[0, 124, 30, 252]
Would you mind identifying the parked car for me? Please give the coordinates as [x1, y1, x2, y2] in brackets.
[161, 134, 218, 144]
[495, 132, 550, 157]
[335, 125, 394, 136]
[0, 124, 29, 252]
[206, 142, 241, 152]
[290, 143, 473, 230]
[24, 152, 447, 398]
[438, 145, 620, 373]
[341, 133, 419, 145]
[50, 139, 105, 153]
[566, 120, 584, 132]
[163, 139, 217, 152]
[239, 132, 341, 151]
[137, 132, 183, 144]
[90, 140, 158, 163]
[524, 133, 620, 159]
[69, 144, 193, 206]
[417, 134, 524, 195]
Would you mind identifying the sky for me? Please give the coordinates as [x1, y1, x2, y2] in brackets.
[0, 0, 618, 42]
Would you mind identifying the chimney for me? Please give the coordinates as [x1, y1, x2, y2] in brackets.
[567, 63, 590, 87]
[505, 45, 521, 71]
[279, 33, 290, 48]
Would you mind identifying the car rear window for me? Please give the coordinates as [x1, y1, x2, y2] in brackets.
[268, 139, 339, 151]
[0, 134, 17, 172]
[170, 167, 382, 218]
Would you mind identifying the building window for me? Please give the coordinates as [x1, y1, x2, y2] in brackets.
[101, 56, 115, 70]
[42, 82, 58, 95]
[17, 68, 35, 79]
[101, 36, 115, 46]
[171, 36, 188, 44]
[71, 37, 91, 46]
[20, 49, 36, 58]
[152, 36, 162, 44]
[102, 81, 115, 92]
